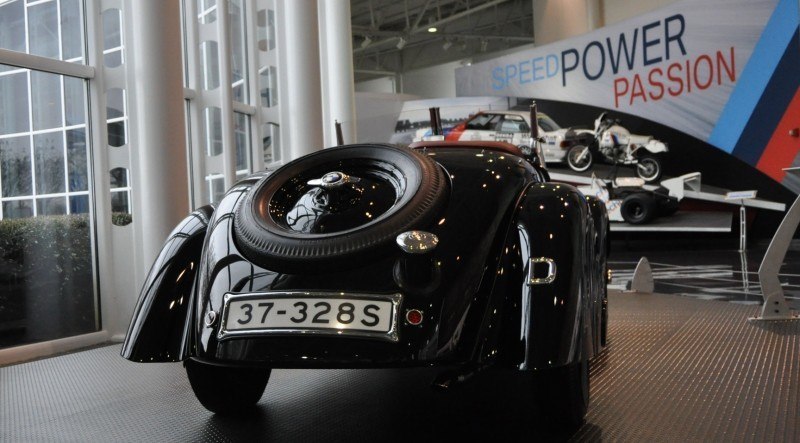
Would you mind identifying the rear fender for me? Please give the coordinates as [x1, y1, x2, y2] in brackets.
[514, 183, 594, 370]
[637, 139, 668, 154]
[121, 205, 214, 362]
[585, 195, 609, 350]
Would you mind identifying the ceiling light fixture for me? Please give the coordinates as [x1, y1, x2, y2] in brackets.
[396, 37, 407, 50]
[427, 26, 438, 33]
[361, 36, 372, 49]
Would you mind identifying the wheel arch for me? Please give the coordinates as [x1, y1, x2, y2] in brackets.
[511, 183, 598, 370]
[121, 205, 214, 362]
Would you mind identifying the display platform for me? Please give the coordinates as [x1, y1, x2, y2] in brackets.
[549, 167, 785, 212]
[2, 291, 797, 441]
[611, 211, 732, 232]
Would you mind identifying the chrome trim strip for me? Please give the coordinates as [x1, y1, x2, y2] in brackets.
[217, 291, 403, 342]
[527, 257, 557, 285]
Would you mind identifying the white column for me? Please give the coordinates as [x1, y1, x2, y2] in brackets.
[586, 0, 603, 30]
[319, 0, 357, 145]
[217, 0, 238, 189]
[281, 0, 324, 159]
[128, 0, 189, 266]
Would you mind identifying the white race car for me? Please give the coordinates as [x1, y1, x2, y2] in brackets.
[437, 110, 591, 164]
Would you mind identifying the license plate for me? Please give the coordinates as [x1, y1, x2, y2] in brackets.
[218, 292, 401, 342]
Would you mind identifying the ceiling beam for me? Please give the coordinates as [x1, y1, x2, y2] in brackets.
[410, 0, 509, 33]
[354, 0, 512, 54]
[412, 0, 433, 30]
[354, 69, 397, 76]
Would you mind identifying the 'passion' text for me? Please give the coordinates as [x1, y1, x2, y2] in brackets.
[612, 48, 735, 107]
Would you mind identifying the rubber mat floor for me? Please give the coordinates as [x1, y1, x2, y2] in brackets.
[1, 291, 798, 442]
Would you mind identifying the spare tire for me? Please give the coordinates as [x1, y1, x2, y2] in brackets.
[233, 144, 447, 272]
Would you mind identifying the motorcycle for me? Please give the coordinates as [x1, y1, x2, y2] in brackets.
[565, 112, 668, 183]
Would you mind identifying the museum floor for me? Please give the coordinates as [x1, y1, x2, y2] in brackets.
[1, 244, 798, 442]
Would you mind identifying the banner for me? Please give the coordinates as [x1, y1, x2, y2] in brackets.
[456, 0, 785, 147]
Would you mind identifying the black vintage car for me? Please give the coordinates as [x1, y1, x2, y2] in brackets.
[121, 140, 609, 427]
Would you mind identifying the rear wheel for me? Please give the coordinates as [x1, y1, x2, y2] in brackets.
[620, 193, 657, 224]
[535, 360, 590, 428]
[566, 145, 593, 172]
[636, 154, 662, 182]
[185, 359, 271, 415]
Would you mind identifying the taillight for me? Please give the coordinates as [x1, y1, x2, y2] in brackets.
[405, 309, 424, 325]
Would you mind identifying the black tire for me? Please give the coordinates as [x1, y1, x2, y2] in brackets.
[234, 144, 447, 272]
[620, 193, 657, 224]
[535, 360, 590, 428]
[636, 154, 662, 182]
[185, 359, 271, 415]
[566, 145, 593, 172]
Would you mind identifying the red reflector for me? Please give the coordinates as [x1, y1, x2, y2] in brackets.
[405, 309, 423, 325]
[560, 141, 570, 148]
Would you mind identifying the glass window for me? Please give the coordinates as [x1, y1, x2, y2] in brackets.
[37, 196, 67, 216]
[0, 0, 85, 64]
[234, 112, 250, 176]
[61, 0, 84, 61]
[106, 88, 127, 147]
[67, 129, 88, 192]
[200, 40, 220, 90]
[0, 1, 26, 54]
[0, 71, 30, 135]
[31, 70, 64, 131]
[197, 0, 217, 24]
[103, 9, 122, 50]
[104, 51, 123, 68]
[260, 66, 278, 108]
[499, 116, 529, 133]
[0, 64, 97, 349]
[110, 167, 131, 225]
[537, 115, 562, 132]
[64, 77, 86, 126]
[108, 121, 126, 147]
[466, 113, 501, 130]
[206, 174, 224, 203]
[28, 1, 60, 59]
[262, 122, 279, 164]
[106, 88, 125, 119]
[111, 191, 129, 214]
[102, 9, 123, 68]
[203, 106, 222, 156]
[69, 194, 89, 214]
[0, 136, 33, 197]
[2, 199, 33, 219]
[110, 167, 128, 189]
[229, 0, 247, 103]
[257, 9, 275, 52]
[34, 132, 66, 195]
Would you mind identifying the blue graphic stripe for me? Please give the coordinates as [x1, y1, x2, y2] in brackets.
[708, 0, 799, 153]
[731, 29, 800, 164]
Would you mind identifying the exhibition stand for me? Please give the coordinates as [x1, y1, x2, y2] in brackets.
[550, 167, 786, 234]
[751, 168, 800, 321]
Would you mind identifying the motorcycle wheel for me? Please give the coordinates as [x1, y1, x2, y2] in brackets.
[636, 154, 662, 182]
[566, 145, 593, 172]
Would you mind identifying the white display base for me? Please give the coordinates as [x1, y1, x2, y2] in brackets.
[611, 211, 732, 232]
